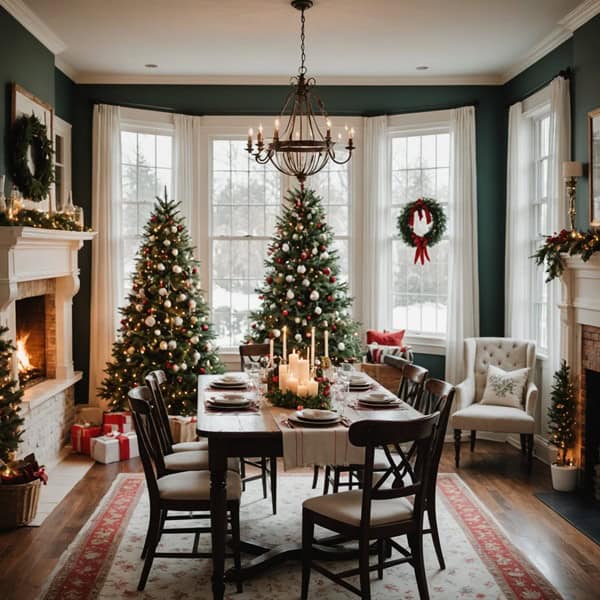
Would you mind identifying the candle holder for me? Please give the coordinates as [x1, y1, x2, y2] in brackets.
[563, 161, 583, 234]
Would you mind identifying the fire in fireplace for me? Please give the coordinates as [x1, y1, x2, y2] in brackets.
[15, 296, 49, 387]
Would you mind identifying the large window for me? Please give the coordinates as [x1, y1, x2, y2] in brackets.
[210, 139, 281, 348]
[390, 131, 450, 338]
[120, 128, 174, 298]
[531, 113, 551, 354]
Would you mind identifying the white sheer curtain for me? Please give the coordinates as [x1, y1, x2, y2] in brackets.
[89, 104, 122, 408]
[446, 106, 479, 384]
[505, 101, 532, 338]
[362, 115, 390, 329]
[174, 114, 202, 249]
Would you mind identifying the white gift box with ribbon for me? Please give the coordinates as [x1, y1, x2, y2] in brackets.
[90, 431, 139, 464]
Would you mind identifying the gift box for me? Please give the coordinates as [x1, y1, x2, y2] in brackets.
[168, 415, 198, 443]
[71, 424, 103, 455]
[90, 432, 139, 464]
[75, 407, 103, 426]
[103, 411, 133, 433]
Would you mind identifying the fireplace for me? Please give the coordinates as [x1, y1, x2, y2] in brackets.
[584, 369, 600, 491]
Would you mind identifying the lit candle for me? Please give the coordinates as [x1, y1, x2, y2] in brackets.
[274, 119, 280, 139]
[349, 128, 355, 146]
[287, 376, 298, 395]
[324, 330, 329, 358]
[247, 128, 253, 149]
[269, 338, 274, 363]
[289, 351, 298, 378]
[282, 326, 287, 362]
[311, 327, 316, 368]
[307, 379, 319, 397]
[258, 124, 264, 144]
[278, 364, 288, 392]
[297, 384, 308, 398]
[326, 119, 332, 138]
[298, 357, 310, 384]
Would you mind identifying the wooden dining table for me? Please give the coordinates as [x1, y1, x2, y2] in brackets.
[197, 373, 422, 600]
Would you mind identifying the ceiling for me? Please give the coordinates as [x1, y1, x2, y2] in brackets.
[17, 0, 591, 83]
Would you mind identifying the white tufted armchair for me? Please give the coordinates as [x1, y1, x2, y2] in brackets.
[451, 337, 538, 470]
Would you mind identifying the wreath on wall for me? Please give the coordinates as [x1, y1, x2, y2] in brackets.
[9, 114, 54, 202]
[397, 197, 447, 264]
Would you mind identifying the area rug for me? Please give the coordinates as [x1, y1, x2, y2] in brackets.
[41, 473, 562, 600]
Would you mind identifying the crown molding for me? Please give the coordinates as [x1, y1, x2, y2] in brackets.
[55, 57, 78, 81]
[73, 72, 502, 86]
[559, 0, 600, 31]
[0, 0, 66, 54]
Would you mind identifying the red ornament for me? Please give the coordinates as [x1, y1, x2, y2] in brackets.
[202, 324, 209, 331]
[322, 267, 331, 275]
[323, 386, 330, 397]
[192, 267, 198, 274]
[332, 325, 337, 332]
[330, 276, 336, 283]
[151, 216, 157, 223]
[282, 309, 289, 317]
[320, 245, 326, 251]
[297, 300, 303, 307]
[258, 295, 264, 300]
[177, 376, 183, 383]
[276, 258, 283, 264]
[300, 252, 308, 261]
[267, 276, 273, 284]
[165, 361, 172, 369]
[327, 295, 334, 302]
[272, 375, 279, 383]
[307, 315, 311, 321]
[178, 225, 183, 231]
[199, 367, 206, 374]
[316, 223, 322, 229]
[252, 323, 257, 329]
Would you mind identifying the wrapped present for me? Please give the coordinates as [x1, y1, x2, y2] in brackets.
[71, 424, 103, 455]
[75, 407, 104, 426]
[90, 432, 139, 464]
[168, 415, 198, 443]
[103, 411, 133, 433]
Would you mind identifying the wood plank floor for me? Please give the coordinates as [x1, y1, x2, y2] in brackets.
[0, 440, 598, 600]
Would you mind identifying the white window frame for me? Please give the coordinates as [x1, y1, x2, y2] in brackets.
[53, 116, 71, 211]
[385, 110, 452, 355]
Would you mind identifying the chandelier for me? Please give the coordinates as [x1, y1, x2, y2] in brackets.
[246, 0, 355, 185]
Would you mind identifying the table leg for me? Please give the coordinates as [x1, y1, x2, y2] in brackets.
[209, 441, 228, 600]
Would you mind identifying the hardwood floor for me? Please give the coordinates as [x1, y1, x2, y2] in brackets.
[0, 441, 598, 600]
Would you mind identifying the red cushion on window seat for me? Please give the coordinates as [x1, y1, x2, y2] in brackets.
[366, 329, 406, 347]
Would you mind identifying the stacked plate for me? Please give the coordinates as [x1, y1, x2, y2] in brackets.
[358, 391, 401, 408]
[206, 394, 251, 410]
[210, 375, 248, 390]
[348, 375, 371, 391]
[288, 408, 341, 427]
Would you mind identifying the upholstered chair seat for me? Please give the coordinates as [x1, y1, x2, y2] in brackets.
[163, 450, 239, 473]
[172, 439, 209, 452]
[451, 337, 538, 469]
[158, 470, 241, 502]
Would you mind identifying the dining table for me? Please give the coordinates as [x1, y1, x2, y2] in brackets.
[197, 372, 422, 600]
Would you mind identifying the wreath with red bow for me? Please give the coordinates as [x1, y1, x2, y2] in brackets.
[397, 198, 447, 265]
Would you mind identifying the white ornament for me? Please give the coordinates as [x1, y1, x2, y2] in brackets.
[302, 319, 307, 326]
[172, 248, 179, 256]
[144, 316, 156, 327]
[285, 275, 294, 283]
[164, 299, 172, 308]
[272, 329, 281, 338]
[168, 340, 177, 350]
[158, 288, 168, 296]
[322, 320, 328, 327]
[320, 252, 329, 260]
[302, 278, 310, 287]
[282, 243, 290, 252]
[294, 333, 302, 342]
[178, 293, 187, 302]
[309, 290, 319, 301]
[174, 317, 184, 327]
[189, 299, 197, 310]
[135, 304, 143, 312]
[154, 329, 161, 337]
[171, 225, 178, 233]
[292, 234, 299, 241]
[314, 306, 322, 315]
[297, 265, 306, 274]
[172, 364, 180, 373]
[259, 323, 266, 330]
[172, 265, 182, 274]
[157, 263, 165, 271]
[338, 342, 346, 351]
[295, 318, 301, 324]
[127, 346, 135, 355]
[312, 247, 318, 255]
[191, 316, 198, 324]
[163, 239, 171, 247]
[193, 351, 200, 363]
[190, 335, 199, 344]
[180, 363, 188, 371]
[159, 341, 168, 350]
[149, 235, 155, 242]
[286, 289, 295, 300]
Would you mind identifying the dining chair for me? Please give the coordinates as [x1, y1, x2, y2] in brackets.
[238, 344, 278, 515]
[397, 363, 428, 410]
[128, 387, 243, 592]
[301, 413, 440, 600]
[145, 370, 209, 453]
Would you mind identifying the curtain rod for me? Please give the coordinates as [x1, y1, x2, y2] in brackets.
[508, 67, 572, 107]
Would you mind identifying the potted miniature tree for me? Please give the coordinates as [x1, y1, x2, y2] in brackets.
[0, 327, 46, 529]
[548, 361, 578, 492]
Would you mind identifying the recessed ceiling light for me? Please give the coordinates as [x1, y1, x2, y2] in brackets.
[145, 63, 158, 69]
[416, 65, 429, 71]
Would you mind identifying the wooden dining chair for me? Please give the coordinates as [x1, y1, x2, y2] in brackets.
[397, 363, 428, 410]
[128, 387, 243, 592]
[238, 344, 278, 515]
[145, 370, 209, 453]
[301, 413, 440, 600]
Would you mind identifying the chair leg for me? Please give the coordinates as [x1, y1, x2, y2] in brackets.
[141, 504, 162, 560]
[312, 465, 320, 489]
[261, 457, 268, 499]
[333, 467, 340, 494]
[230, 503, 243, 593]
[138, 503, 162, 590]
[520, 434, 527, 454]
[270, 456, 277, 515]
[428, 500, 445, 570]
[454, 429, 461, 468]
[408, 533, 429, 600]
[377, 538, 384, 579]
[358, 536, 372, 600]
[470, 430, 476, 452]
[301, 509, 314, 600]
[240, 459, 246, 491]
[527, 434, 534, 472]
[323, 466, 331, 495]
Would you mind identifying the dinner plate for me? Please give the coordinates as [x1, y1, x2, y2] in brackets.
[366, 392, 393, 402]
[295, 409, 338, 422]
[210, 381, 248, 390]
[349, 383, 371, 391]
[207, 397, 250, 409]
[358, 399, 402, 409]
[288, 413, 342, 427]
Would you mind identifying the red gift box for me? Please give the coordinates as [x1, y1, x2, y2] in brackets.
[71, 424, 102, 455]
[103, 411, 133, 433]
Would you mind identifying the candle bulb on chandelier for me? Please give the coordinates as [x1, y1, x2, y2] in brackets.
[326, 119, 332, 139]
[258, 125, 264, 145]
[247, 128, 253, 150]
[274, 119, 280, 140]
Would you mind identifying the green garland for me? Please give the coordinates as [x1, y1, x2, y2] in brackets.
[532, 228, 600, 281]
[9, 114, 54, 202]
[397, 197, 446, 264]
[265, 372, 332, 409]
[0, 209, 87, 232]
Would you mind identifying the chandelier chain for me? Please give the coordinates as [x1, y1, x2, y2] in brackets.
[299, 9, 307, 75]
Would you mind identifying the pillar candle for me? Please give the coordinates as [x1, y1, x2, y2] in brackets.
[269, 338, 274, 363]
[307, 379, 319, 397]
[324, 330, 329, 358]
[289, 352, 299, 379]
[278, 364, 288, 393]
[286, 376, 298, 395]
[298, 358, 310, 384]
[311, 327, 316, 368]
[282, 326, 287, 362]
[297, 384, 308, 398]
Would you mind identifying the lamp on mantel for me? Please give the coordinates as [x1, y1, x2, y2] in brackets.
[563, 161, 583, 234]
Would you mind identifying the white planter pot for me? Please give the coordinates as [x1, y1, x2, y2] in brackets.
[550, 464, 578, 492]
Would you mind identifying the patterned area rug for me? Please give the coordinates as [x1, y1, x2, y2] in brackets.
[42, 473, 562, 600]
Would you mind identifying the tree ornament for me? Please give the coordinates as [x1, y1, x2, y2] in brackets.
[338, 342, 346, 351]
[180, 363, 188, 371]
[189, 299, 197, 309]
[320, 252, 329, 260]
[286, 289, 295, 300]
[282, 310, 289, 317]
[164, 299, 172, 308]
[178, 293, 187, 302]
[158, 288, 168, 296]
[172, 248, 179, 256]
[309, 290, 320, 301]
[174, 316, 184, 327]
[172, 265, 182, 274]
[295, 317, 301, 324]
[157, 263, 166, 271]
[171, 225, 178, 233]
[330, 276, 337, 283]
[300, 251, 308, 260]
[397, 197, 447, 265]
[135, 304, 143, 312]
[314, 306, 322, 315]
[202, 324, 209, 331]
[302, 278, 310, 287]
[285, 274, 294, 283]
[127, 346, 135, 355]
[172, 364, 180, 373]
[163, 239, 171, 247]
[159, 341, 168, 350]
[322, 267, 331, 275]
[295, 333, 302, 342]
[168, 340, 177, 350]
[282, 243, 290, 252]
[154, 329, 162, 337]
[145, 316, 156, 327]
[297, 265, 306, 274]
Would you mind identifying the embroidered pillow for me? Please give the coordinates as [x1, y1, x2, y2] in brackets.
[367, 343, 405, 364]
[480, 364, 529, 408]
[366, 329, 405, 347]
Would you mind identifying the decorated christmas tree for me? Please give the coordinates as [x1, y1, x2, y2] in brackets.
[547, 360, 577, 466]
[99, 192, 223, 415]
[247, 187, 361, 363]
[0, 327, 24, 463]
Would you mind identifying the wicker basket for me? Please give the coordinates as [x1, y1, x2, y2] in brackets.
[360, 363, 402, 393]
[0, 479, 41, 529]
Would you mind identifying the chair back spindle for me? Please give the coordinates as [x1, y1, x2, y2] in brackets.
[239, 343, 270, 371]
[397, 364, 428, 410]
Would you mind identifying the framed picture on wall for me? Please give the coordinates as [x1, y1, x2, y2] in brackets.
[589, 107, 600, 228]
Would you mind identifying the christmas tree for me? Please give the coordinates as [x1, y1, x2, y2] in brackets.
[99, 192, 223, 415]
[0, 327, 24, 463]
[547, 360, 577, 466]
[247, 187, 361, 363]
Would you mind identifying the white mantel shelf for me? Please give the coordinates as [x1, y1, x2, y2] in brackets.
[559, 253, 600, 330]
[21, 372, 83, 413]
[0, 226, 95, 244]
